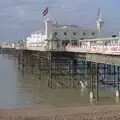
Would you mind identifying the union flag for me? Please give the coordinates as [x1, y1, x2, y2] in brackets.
[42, 7, 48, 17]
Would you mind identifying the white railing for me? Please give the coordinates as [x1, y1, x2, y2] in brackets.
[1, 37, 120, 55]
[65, 37, 120, 55]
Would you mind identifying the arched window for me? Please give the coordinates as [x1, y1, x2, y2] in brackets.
[64, 32, 67, 36]
[79, 41, 82, 46]
[62, 40, 70, 46]
[81, 38, 84, 40]
[54, 32, 58, 36]
[73, 32, 76, 35]
[91, 32, 95, 36]
[71, 40, 77, 46]
[83, 32, 86, 36]
[112, 35, 117, 37]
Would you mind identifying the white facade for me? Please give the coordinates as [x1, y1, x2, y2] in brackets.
[26, 20, 98, 51]
[45, 20, 98, 40]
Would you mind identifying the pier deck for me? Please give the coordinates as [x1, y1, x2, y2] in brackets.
[1, 37, 120, 65]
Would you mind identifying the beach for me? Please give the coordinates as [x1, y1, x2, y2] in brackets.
[0, 105, 120, 120]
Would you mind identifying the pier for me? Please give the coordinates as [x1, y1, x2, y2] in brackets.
[1, 36, 120, 103]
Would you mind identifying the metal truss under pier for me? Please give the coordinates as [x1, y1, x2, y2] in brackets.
[1, 48, 120, 103]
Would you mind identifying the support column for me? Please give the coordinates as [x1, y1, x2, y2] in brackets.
[48, 52, 53, 88]
[18, 50, 20, 70]
[102, 64, 106, 81]
[89, 62, 94, 103]
[31, 53, 34, 74]
[95, 63, 99, 102]
[21, 50, 24, 75]
[38, 57, 41, 80]
[52, 58, 56, 89]
[113, 65, 116, 87]
[72, 58, 77, 88]
[69, 59, 73, 88]
[25, 52, 29, 73]
[116, 66, 120, 103]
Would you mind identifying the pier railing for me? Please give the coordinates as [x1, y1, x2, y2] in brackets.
[65, 37, 120, 55]
[1, 37, 120, 55]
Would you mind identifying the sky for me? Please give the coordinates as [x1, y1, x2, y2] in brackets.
[0, 0, 120, 41]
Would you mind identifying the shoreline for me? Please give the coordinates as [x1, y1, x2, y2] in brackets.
[1, 104, 120, 119]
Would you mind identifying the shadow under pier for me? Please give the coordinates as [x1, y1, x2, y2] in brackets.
[5, 49, 120, 104]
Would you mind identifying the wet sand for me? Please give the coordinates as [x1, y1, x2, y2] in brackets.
[1, 105, 120, 120]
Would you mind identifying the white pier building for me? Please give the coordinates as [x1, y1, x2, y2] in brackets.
[26, 20, 98, 51]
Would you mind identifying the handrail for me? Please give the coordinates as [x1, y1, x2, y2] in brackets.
[1, 37, 120, 55]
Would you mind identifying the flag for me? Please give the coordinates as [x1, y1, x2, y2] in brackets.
[42, 7, 48, 17]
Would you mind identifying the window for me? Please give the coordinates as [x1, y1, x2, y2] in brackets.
[73, 32, 76, 35]
[71, 40, 77, 46]
[91, 32, 95, 36]
[62, 40, 69, 46]
[64, 32, 67, 36]
[112, 35, 117, 37]
[81, 38, 84, 40]
[54, 32, 58, 35]
[83, 32, 86, 36]
[79, 41, 82, 46]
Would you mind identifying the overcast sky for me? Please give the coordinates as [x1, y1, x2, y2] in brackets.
[0, 0, 119, 41]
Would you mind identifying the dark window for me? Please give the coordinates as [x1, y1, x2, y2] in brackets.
[73, 32, 76, 35]
[83, 32, 86, 36]
[79, 42, 82, 46]
[81, 38, 84, 40]
[104, 41, 108, 46]
[112, 35, 117, 37]
[64, 32, 67, 35]
[62, 40, 69, 46]
[71, 40, 77, 46]
[54, 32, 58, 35]
[91, 32, 95, 35]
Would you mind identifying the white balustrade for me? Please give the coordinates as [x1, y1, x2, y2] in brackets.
[2, 37, 120, 55]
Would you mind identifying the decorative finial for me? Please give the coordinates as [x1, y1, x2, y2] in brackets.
[96, 8, 104, 33]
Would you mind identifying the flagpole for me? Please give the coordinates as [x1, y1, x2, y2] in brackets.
[39, 7, 49, 32]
